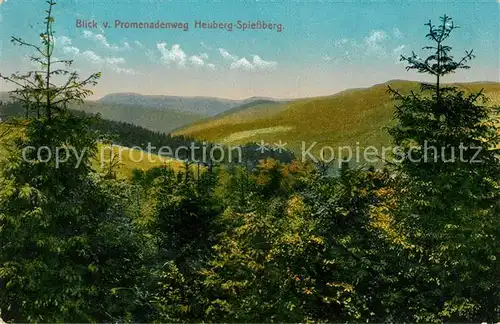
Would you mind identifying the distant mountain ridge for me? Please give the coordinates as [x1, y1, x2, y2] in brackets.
[2, 80, 498, 141]
[97, 93, 283, 116]
[0, 91, 285, 133]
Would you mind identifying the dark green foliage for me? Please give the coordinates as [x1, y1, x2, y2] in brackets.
[154, 175, 221, 264]
[387, 15, 500, 322]
[0, 116, 148, 322]
[0, 2, 148, 322]
[142, 166, 223, 322]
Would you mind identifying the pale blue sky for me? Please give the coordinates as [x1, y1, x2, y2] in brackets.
[1, 0, 499, 99]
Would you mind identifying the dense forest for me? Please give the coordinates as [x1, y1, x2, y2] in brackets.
[0, 2, 499, 322]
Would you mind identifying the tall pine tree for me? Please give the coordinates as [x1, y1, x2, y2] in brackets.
[388, 15, 500, 322]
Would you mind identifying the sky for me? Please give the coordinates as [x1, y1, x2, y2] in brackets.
[0, 0, 499, 100]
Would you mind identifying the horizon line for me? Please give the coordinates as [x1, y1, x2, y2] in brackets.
[87, 78, 500, 102]
[2, 78, 498, 103]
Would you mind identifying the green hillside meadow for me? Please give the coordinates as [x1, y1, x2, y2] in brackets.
[175, 80, 500, 159]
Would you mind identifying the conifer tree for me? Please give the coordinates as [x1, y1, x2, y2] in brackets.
[388, 15, 500, 321]
[0, 2, 145, 321]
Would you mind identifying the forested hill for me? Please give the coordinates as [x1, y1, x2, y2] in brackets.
[98, 93, 282, 116]
[174, 80, 500, 154]
[0, 100, 295, 165]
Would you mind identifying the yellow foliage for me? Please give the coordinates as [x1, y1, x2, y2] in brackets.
[92, 144, 185, 179]
[286, 194, 305, 217]
[309, 235, 325, 246]
[302, 288, 314, 295]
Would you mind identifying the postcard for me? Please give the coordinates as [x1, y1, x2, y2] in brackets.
[0, 1, 499, 322]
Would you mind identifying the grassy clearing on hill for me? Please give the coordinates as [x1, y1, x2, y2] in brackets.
[172, 101, 288, 138]
[0, 123, 184, 179]
[93, 144, 185, 179]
